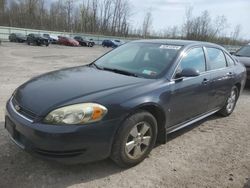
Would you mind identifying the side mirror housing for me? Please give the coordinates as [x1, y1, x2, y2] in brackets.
[175, 68, 200, 80]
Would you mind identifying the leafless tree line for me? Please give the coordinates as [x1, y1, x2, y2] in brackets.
[0, 1, 245, 44]
[0, 0, 131, 36]
[154, 7, 244, 45]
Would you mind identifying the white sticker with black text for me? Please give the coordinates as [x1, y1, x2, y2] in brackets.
[159, 45, 182, 50]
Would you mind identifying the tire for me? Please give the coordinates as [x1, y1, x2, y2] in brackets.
[218, 86, 238, 116]
[111, 111, 157, 168]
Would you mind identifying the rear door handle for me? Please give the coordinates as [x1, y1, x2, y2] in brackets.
[202, 78, 209, 85]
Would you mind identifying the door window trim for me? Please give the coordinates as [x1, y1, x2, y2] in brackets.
[204, 46, 230, 71]
[171, 46, 208, 80]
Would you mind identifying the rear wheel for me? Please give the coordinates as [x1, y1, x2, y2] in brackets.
[218, 86, 238, 116]
[111, 111, 157, 168]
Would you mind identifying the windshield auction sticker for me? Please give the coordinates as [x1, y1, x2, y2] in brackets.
[159, 45, 182, 50]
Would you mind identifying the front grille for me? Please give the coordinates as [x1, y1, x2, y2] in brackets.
[11, 97, 37, 120]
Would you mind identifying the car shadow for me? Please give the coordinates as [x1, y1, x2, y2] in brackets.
[166, 114, 220, 142]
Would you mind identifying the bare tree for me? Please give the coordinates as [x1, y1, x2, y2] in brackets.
[231, 24, 241, 42]
[65, 0, 74, 32]
[212, 15, 228, 38]
[142, 10, 152, 38]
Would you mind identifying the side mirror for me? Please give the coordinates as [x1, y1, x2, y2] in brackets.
[230, 52, 235, 55]
[175, 68, 200, 80]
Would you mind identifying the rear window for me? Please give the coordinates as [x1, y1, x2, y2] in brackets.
[206, 48, 227, 70]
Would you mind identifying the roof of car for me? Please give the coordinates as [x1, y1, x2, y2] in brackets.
[133, 39, 223, 48]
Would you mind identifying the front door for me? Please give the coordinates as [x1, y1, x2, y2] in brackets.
[168, 47, 210, 127]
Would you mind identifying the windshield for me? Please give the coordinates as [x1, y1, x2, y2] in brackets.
[94, 42, 181, 78]
[16, 33, 25, 37]
[236, 45, 250, 57]
[34, 34, 42, 37]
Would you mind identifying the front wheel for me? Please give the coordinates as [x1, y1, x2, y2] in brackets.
[218, 86, 238, 116]
[111, 111, 157, 168]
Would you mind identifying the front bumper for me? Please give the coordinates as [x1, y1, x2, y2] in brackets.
[5, 99, 122, 164]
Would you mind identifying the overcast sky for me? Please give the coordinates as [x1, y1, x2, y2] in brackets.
[130, 0, 250, 39]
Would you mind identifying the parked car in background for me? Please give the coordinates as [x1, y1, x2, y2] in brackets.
[114, 39, 124, 46]
[58, 36, 79, 46]
[42, 34, 58, 44]
[232, 44, 250, 85]
[74, 36, 94, 47]
[5, 40, 246, 167]
[27, 33, 49, 46]
[9, 33, 27, 43]
[102, 40, 118, 48]
[89, 38, 95, 46]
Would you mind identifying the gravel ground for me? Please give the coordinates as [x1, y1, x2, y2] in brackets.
[0, 43, 249, 188]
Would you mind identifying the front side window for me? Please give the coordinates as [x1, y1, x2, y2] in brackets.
[95, 43, 182, 78]
[177, 47, 206, 73]
[206, 47, 227, 70]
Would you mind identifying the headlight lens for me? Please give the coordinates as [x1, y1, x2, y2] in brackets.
[44, 103, 107, 125]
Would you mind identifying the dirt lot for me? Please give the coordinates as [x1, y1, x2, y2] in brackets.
[0, 43, 249, 188]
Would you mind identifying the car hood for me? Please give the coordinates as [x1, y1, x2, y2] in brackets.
[14, 66, 148, 116]
[234, 56, 250, 66]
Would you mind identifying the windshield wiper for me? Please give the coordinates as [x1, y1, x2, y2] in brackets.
[101, 67, 139, 77]
[90, 63, 103, 70]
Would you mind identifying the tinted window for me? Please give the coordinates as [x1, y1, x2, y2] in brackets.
[206, 48, 227, 70]
[225, 54, 235, 66]
[178, 47, 206, 73]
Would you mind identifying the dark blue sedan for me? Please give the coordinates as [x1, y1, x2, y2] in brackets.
[5, 40, 246, 167]
[102, 39, 119, 48]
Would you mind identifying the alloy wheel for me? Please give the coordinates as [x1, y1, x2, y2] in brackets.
[125, 121, 152, 159]
[226, 89, 237, 113]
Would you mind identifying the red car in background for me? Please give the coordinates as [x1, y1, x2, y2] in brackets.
[58, 36, 79, 46]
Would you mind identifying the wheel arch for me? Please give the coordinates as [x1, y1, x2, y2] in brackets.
[131, 103, 167, 144]
[235, 82, 241, 95]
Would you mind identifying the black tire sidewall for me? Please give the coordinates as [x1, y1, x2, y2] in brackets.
[112, 111, 157, 167]
[219, 86, 239, 116]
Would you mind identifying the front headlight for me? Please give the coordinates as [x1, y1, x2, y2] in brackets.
[44, 103, 107, 125]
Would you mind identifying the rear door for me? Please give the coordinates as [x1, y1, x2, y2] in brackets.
[205, 47, 234, 110]
[169, 47, 210, 126]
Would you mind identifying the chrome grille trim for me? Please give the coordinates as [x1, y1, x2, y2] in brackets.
[10, 97, 33, 123]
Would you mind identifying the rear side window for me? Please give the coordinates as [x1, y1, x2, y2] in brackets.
[178, 47, 206, 73]
[206, 48, 227, 70]
[225, 54, 235, 66]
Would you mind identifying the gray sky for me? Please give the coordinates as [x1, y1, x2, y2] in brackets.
[130, 0, 250, 39]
